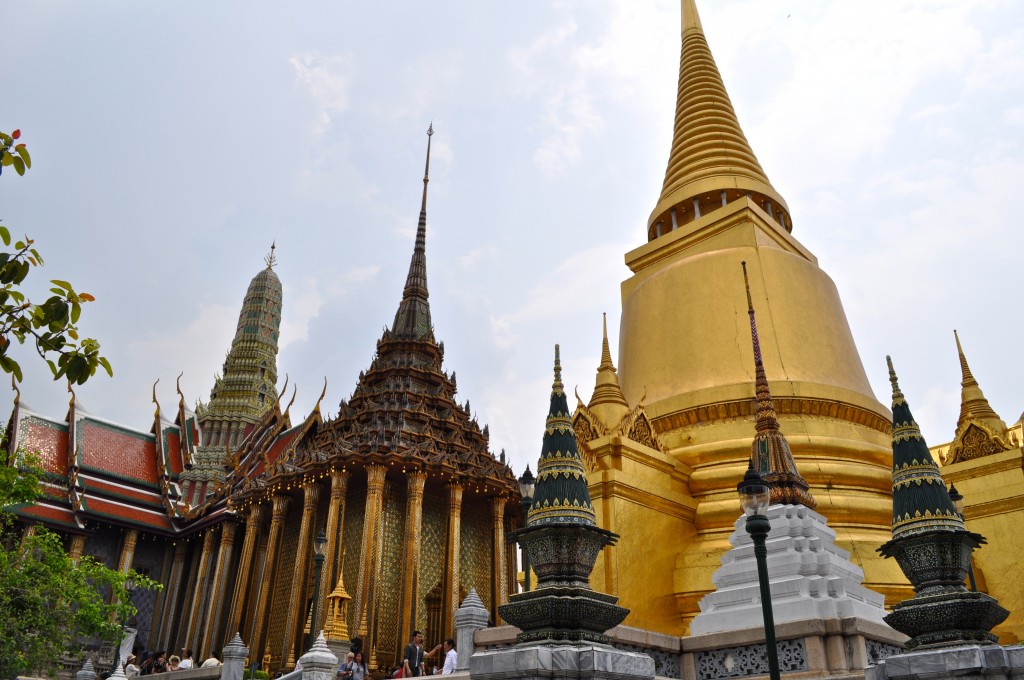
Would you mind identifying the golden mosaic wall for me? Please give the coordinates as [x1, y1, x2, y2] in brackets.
[341, 481, 366, 636]
[373, 478, 407, 664]
[460, 501, 493, 611]
[418, 488, 447, 639]
[266, 503, 301, 664]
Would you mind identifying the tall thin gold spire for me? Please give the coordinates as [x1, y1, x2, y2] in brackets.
[587, 313, 629, 427]
[742, 261, 815, 508]
[953, 330, 1007, 432]
[649, 0, 790, 239]
[392, 124, 434, 339]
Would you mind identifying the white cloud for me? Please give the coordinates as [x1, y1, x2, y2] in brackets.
[289, 53, 355, 137]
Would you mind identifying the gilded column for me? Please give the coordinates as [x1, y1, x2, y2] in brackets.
[156, 541, 188, 650]
[149, 543, 175, 650]
[284, 482, 321, 668]
[399, 470, 427, 647]
[185, 528, 218, 654]
[68, 534, 87, 563]
[245, 531, 269, 645]
[227, 503, 265, 638]
[252, 495, 290, 666]
[443, 482, 463, 639]
[201, 521, 238, 655]
[491, 496, 507, 623]
[111, 528, 140, 620]
[316, 470, 349, 635]
[353, 465, 387, 643]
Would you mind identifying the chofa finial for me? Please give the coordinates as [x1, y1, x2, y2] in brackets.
[265, 242, 278, 269]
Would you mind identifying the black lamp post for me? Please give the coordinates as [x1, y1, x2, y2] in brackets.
[518, 466, 536, 592]
[738, 464, 780, 680]
[309, 529, 328, 651]
[948, 484, 977, 592]
[118, 576, 136, 668]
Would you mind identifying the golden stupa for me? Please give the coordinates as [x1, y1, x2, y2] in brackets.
[578, 0, 911, 634]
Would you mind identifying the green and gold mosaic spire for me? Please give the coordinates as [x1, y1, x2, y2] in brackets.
[392, 125, 434, 340]
[886, 355, 963, 539]
[528, 344, 597, 527]
[187, 247, 282, 483]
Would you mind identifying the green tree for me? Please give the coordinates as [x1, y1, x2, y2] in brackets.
[0, 128, 151, 679]
[0, 129, 112, 385]
[0, 453, 159, 679]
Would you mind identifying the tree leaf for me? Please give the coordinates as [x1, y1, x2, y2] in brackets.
[0, 226, 9, 246]
[12, 156, 24, 176]
[16, 145, 31, 169]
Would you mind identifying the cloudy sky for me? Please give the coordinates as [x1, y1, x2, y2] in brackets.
[3, 0, 1023, 476]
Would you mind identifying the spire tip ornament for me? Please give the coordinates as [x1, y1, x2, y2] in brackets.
[265, 241, 277, 269]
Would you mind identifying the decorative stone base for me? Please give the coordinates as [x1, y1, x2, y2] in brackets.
[864, 644, 1024, 679]
[470, 643, 654, 680]
[692, 505, 890, 635]
[885, 589, 1009, 650]
[682, 617, 908, 680]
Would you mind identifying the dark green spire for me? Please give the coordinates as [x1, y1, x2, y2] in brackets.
[528, 344, 597, 527]
[886, 356, 963, 539]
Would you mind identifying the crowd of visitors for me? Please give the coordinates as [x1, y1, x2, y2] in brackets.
[120, 648, 221, 678]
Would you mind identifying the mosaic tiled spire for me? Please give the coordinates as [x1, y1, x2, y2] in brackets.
[886, 356, 963, 539]
[741, 262, 815, 508]
[392, 124, 434, 340]
[528, 345, 597, 526]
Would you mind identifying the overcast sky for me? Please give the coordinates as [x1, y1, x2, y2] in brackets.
[3, 0, 1023, 477]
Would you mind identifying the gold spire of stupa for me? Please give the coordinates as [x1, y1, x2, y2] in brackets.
[587, 313, 630, 428]
[954, 330, 1007, 432]
[648, 0, 790, 239]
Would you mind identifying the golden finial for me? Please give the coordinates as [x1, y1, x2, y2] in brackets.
[152, 378, 161, 419]
[11, 373, 19, 408]
[600, 313, 614, 369]
[741, 261, 778, 432]
[553, 344, 564, 394]
[175, 372, 186, 409]
[953, 330, 978, 388]
[682, 0, 704, 34]
[313, 377, 328, 414]
[886, 355, 905, 404]
[265, 242, 278, 269]
[67, 380, 76, 408]
[283, 384, 297, 419]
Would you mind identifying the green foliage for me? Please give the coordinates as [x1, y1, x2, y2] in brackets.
[0, 450, 160, 680]
[0, 128, 112, 385]
[244, 670, 270, 680]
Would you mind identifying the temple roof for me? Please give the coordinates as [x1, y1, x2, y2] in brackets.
[648, 0, 790, 237]
[529, 345, 597, 526]
[886, 356, 963, 539]
[586, 313, 630, 427]
[741, 261, 814, 508]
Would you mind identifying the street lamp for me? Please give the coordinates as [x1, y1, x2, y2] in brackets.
[118, 576, 136, 668]
[309, 529, 328, 651]
[738, 463, 780, 680]
[948, 484, 977, 592]
[518, 466, 536, 592]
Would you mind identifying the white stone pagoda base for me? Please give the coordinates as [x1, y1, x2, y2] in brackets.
[690, 504, 890, 635]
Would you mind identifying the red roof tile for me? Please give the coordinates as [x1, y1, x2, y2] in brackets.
[84, 496, 175, 532]
[80, 420, 158, 485]
[19, 417, 69, 477]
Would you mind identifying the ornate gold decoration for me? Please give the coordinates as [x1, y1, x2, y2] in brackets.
[251, 495, 289, 665]
[324, 552, 352, 641]
[284, 482, 321, 667]
[227, 503, 265, 641]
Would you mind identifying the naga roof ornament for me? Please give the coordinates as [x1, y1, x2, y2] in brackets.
[886, 355, 963, 539]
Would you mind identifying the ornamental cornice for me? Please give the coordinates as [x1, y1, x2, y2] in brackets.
[653, 395, 892, 435]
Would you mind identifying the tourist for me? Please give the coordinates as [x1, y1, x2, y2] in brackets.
[338, 652, 354, 679]
[126, 654, 141, 679]
[402, 631, 424, 677]
[200, 653, 221, 668]
[179, 649, 194, 670]
[152, 652, 169, 674]
[167, 656, 181, 672]
[438, 640, 456, 675]
[349, 651, 367, 680]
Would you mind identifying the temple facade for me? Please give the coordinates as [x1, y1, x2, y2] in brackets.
[5, 128, 520, 671]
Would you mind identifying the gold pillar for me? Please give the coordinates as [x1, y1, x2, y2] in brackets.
[284, 482, 321, 668]
[185, 528, 218, 654]
[399, 470, 427, 647]
[353, 465, 387, 640]
[156, 541, 189, 650]
[252, 495, 290, 666]
[68, 534, 87, 564]
[316, 470, 348, 636]
[491, 496, 507, 623]
[245, 531, 269, 645]
[150, 543, 175, 650]
[227, 503, 265, 638]
[444, 482, 463, 640]
[201, 521, 237, 656]
[117, 528, 139, 573]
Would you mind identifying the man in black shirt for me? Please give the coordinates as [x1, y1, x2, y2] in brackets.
[403, 631, 424, 677]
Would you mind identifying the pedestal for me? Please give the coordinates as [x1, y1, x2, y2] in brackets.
[470, 643, 654, 680]
[865, 644, 1024, 679]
